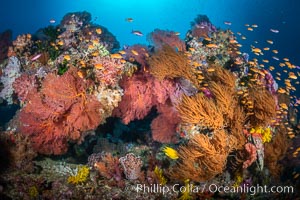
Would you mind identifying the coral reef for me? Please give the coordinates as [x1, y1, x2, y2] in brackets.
[177, 93, 224, 129]
[264, 124, 290, 179]
[18, 67, 103, 154]
[12, 73, 37, 103]
[123, 44, 149, 68]
[0, 11, 298, 200]
[246, 88, 277, 127]
[148, 29, 186, 51]
[113, 72, 177, 125]
[67, 165, 90, 185]
[151, 104, 181, 143]
[92, 56, 124, 86]
[0, 56, 21, 104]
[170, 129, 238, 181]
[148, 45, 198, 87]
[119, 153, 143, 180]
[93, 152, 125, 187]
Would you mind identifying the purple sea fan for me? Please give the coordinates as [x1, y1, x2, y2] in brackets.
[119, 153, 143, 180]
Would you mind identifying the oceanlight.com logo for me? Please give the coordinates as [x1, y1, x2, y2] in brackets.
[127, 183, 294, 196]
[208, 184, 294, 196]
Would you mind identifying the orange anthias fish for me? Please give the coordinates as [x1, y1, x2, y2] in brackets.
[131, 49, 139, 56]
[206, 43, 218, 48]
[95, 28, 102, 34]
[111, 53, 123, 59]
[94, 63, 103, 69]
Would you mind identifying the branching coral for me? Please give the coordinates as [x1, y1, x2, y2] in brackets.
[113, 73, 157, 124]
[18, 67, 102, 155]
[176, 93, 224, 129]
[170, 130, 238, 181]
[148, 45, 198, 87]
[148, 29, 186, 51]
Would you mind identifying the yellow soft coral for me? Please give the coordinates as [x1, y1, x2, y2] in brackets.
[67, 165, 90, 185]
[233, 173, 243, 187]
[262, 127, 272, 143]
[163, 146, 179, 159]
[178, 179, 193, 200]
[28, 186, 38, 198]
[250, 127, 272, 143]
[154, 166, 167, 185]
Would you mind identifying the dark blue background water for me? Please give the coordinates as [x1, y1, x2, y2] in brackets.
[1, 0, 300, 97]
[0, 0, 299, 55]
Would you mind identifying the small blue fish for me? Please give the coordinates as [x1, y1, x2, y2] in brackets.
[49, 19, 56, 24]
[224, 21, 232, 25]
[270, 29, 279, 33]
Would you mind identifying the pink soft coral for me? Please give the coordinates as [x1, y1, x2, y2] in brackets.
[13, 73, 37, 102]
[92, 56, 124, 87]
[243, 143, 257, 169]
[19, 67, 102, 155]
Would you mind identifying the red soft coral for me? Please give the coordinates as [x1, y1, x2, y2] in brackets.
[151, 104, 181, 143]
[148, 29, 186, 51]
[18, 67, 102, 155]
[113, 73, 154, 124]
[113, 72, 177, 125]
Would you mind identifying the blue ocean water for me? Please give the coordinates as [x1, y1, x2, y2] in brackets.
[1, 0, 299, 63]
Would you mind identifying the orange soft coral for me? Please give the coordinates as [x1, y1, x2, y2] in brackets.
[170, 130, 238, 181]
[148, 45, 198, 87]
